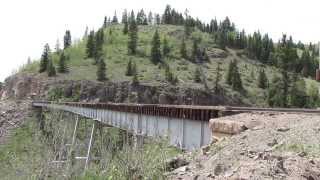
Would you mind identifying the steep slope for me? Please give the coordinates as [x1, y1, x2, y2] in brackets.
[9, 24, 319, 106]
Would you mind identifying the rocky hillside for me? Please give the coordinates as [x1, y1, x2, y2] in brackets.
[1, 24, 319, 107]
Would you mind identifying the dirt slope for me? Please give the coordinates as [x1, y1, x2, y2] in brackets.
[168, 112, 320, 179]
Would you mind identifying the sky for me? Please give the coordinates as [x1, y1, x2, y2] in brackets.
[0, 0, 320, 81]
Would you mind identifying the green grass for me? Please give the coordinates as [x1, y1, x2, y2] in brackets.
[20, 24, 320, 106]
[0, 115, 50, 180]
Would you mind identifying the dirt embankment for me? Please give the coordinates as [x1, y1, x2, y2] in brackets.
[168, 112, 320, 180]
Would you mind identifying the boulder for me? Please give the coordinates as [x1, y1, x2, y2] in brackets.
[209, 119, 248, 135]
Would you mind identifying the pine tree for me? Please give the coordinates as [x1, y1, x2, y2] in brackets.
[128, 11, 138, 55]
[63, 30, 72, 49]
[47, 58, 56, 77]
[194, 67, 202, 83]
[55, 39, 61, 53]
[226, 60, 235, 85]
[137, 9, 147, 25]
[300, 49, 312, 77]
[39, 44, 51, 73]
[86, 30, 96, 58]
[58, 52, 68, 73]
[308, 82, 319, 107]
[112, 11, 118, 24]
[97, 58, 107, 81]
[122, 10, 129, 34]
[126, 59, 136, 76]
[268, 75, 286, 107]
[94, 29, 105, 64]
[226, 60, 243, 91]
[155, 14, 161, 25]
[148, 12, 153, 25]
[150, 29, 162, 64]
[257, 69, 268, 89]
[121, 10, 128, 23]
[214, 62, 222, 93]
[132, 73, 139, 85]
[103, 16, 108, 28]
[191, 39, 199, 62]
[162, 37, 170, 58]
[231, 61, 243, 91]
[180, 38, 188, 59]
[290, 78, 307, 108]
[123, 21, 129, 35]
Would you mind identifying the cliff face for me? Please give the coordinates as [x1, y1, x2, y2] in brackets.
[1, 73, 244, 106]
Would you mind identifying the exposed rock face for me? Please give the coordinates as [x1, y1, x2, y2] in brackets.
[1, 73, 41, 100]
[1, 73, 244, 106]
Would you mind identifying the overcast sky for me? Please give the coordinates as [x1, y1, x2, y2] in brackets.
[0, 0, 320, 81]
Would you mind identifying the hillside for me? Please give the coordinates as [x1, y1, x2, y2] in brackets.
[14, 24, 319, 107]
[1, 5, 320, 180]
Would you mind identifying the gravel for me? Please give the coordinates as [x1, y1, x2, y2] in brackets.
[168, 112, 320, 179]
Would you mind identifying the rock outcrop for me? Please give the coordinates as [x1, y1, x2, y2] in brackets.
[1, 73, 244, 106]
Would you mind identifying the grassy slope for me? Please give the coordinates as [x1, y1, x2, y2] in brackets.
[21, 24, 320, 107]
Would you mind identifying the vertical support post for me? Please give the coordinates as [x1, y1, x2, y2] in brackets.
[200, 121, 205, 147]
[71, 115, 79, 146]
[85, 121, 95, 170]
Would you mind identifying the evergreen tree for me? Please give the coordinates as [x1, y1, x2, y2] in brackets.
[58, 52, 68, 73]
[122, 10, 129, 34]
[132, 73, 139, 85]
[112, 11, 118, 24]
[162, 37, 170, 58]
[290, 78, 308, 108]
[214, 62, 222, 93]
[300, 49, 312, 77]
[128, 11, 138, 55]
[137, 9, 147, 25]
[162, 5, 172, 24]
[39, 44, 51, 73]
[47, 58, 56, 77]
[281, 70, 290, 107]
[226, 60, 235, 85]
[86, 30, 96, 58]
[123, 21, 129, 35]
[150, 29, 162, 64]
[103, 16, 108, 28]
[257, 69, 268, 89]
[191, 39, 199, 62]
[94, 29, 105, 63]
[125, 59, 136, 76]
[194, 67, 202, 83]
[231, 61, 243, 91]
[226, 60, 243, 91]
[121, 10, 128, 23]
[307, 82, 319, 107]
[180, 38, 188, 59]
[165, 65, 173, 82]
[63, 30, 72, 49]
[97, 58, 107, 81]
[55, 39, 61, 53]
[268, 75, 286, 107]
[148, 12, 153, 25]
[155, 14, 161, 25]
